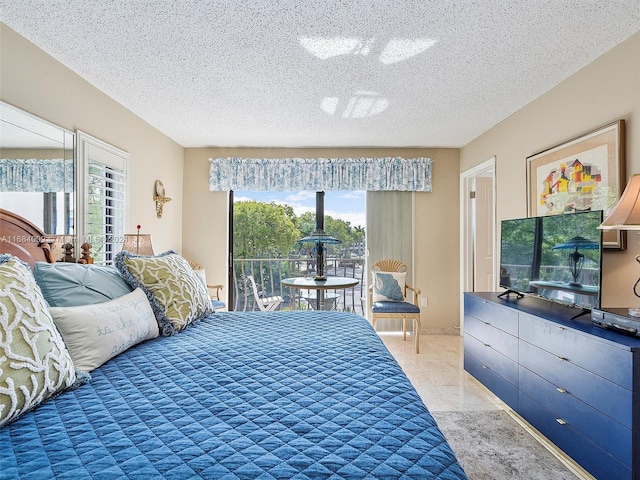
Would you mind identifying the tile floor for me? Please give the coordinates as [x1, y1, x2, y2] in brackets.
[378, 332, 504, 412]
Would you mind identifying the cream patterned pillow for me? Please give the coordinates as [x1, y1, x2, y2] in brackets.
[115, 250, 214, 335]
[0, 255, 76, 426]
[49, 288, 159, 372]
[372, 271, 407, 302]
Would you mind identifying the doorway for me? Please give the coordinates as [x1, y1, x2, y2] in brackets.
[460, 157, 496, 328]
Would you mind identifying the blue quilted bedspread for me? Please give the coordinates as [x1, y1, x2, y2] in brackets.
[1, 311, 466, 479]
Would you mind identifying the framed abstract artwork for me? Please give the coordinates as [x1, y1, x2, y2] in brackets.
[527, 120, 626, 250]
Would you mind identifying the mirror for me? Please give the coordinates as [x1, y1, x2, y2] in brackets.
[0, 102, 75, 235]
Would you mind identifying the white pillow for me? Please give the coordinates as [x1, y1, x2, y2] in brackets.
[48, 288, 159, 372]
[372, 271, 406, 302]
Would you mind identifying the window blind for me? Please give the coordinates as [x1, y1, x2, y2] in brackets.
[76, 131, 129, 267]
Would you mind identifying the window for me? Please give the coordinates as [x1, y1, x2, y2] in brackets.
[76, 132, 128, 265]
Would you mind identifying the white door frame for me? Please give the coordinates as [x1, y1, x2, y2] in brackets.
[459, 157, 496, 329]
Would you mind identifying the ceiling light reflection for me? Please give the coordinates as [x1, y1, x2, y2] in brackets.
[321, 91, 389, 118]
[300, 37, 374, 60]
[321, 97, 339, 115]
[379, 38, 438, 65]
[300, 37, 437, 64]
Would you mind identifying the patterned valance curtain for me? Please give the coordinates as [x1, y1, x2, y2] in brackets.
[0, 158, 74, 192]
[209, 157, 432, 192]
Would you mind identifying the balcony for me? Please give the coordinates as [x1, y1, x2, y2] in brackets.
[232, 256, 366, 315]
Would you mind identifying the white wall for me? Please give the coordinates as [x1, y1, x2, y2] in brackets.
[183, 147, 461, 332]
[1, 23, 184, 253]
[7, 19, 636, 314]
[461, 31, 640, 308]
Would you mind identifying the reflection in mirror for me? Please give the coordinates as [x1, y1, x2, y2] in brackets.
[0, 102, 75, 235]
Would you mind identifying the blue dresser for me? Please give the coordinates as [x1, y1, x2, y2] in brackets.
[464, 292, 640, 480]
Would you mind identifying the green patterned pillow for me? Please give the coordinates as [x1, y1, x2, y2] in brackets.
[115, 250, 214, 335]
[0, 255, 77, 426]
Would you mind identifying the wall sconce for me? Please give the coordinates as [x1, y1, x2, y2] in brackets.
[154, 180, 171, 218]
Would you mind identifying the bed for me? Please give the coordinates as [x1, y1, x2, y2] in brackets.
[0, 209, 467, 479]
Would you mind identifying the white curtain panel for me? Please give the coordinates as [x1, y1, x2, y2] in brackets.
[366, 190, 413, 332]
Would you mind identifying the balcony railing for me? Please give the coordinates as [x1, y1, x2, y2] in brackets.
[232, 257, 367, 315]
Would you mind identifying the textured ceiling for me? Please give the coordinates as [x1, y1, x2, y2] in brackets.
[1, 1, 639, 148]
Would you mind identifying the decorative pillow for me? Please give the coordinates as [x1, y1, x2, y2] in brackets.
[48, 288, 159, 372]
[372, 271, 406, 302]
[0, 255, 77, 426]
[33, 261, 133, 307]
[115, 250, 214, 336]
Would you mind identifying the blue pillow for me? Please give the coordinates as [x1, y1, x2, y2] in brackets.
[33, 262, 133, 307]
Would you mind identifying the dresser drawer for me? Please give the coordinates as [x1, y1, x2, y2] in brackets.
[464, 294, 518, 336]
[519, 313, 633, 390]
[519, 340, 632, 427]
[465, 333, 518, 386]
[518, 392, 630, 480]
[465, 314, 518, 361]
[464, 351, 518, 409]
[519, 365, 631, 467]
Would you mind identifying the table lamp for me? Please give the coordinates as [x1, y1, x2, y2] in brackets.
[122, 233, 155, 256]
[599, 173, 640, 316]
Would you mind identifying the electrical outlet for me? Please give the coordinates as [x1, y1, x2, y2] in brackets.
[420, 297, 428, 307]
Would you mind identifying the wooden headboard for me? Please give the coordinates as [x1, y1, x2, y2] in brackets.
[0, 208, 56, 266]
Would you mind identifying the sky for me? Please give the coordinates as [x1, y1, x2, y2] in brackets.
[234, 190, 366, 228]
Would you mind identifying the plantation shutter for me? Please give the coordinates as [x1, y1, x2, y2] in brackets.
[86, 160, 126, 265]
[77, 132, 128, 266]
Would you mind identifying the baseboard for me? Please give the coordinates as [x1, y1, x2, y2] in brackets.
[419, 327, 461, 335]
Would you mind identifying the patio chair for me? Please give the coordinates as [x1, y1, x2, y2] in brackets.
[369, 259, 421, 353]
[247, 275, 283, 312]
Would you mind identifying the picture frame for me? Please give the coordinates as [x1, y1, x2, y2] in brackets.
[527, 120, 626, 250]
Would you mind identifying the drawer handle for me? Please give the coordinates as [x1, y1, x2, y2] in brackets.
[556, 418, 568, 426]
[483, 343, 490, 347]
[556, 326, 565, 331]
[482, 365, 489, 369]
[484, 322, 490, 326]
[557, 356, 568, 362]
[556, 387, 568, 394]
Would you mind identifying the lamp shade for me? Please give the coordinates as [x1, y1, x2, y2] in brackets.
[122, 234, 155, 256]
[599, 174, 640, 230]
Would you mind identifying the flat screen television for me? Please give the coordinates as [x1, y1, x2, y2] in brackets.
[499, 210, 603, 313]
